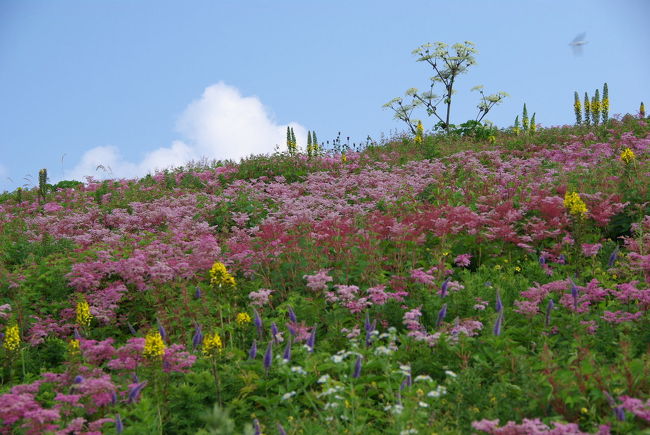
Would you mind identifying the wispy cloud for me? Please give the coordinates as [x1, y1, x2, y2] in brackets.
[64, 82, 306, 182]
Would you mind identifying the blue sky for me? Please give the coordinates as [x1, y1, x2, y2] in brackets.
[1, 0, 648, 192]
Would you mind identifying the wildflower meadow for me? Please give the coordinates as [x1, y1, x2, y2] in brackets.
[1, 45, 650, 434]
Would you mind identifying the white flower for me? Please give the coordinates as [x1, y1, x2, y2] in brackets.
[324, 402, 339, 410]
[418, 401, 429, 408]
[444, 370, 457, 378]
[427, 385, 447, 398]
[291, 366, 306, 375]
[317, 374, 331, 384]
[398, 364, 411, 376]
[281, 391, 296, 401]
[374, 346, 392, 355]
[384, 404, 404, 415]
[331, 354, 344, 363]
[378, 333, 391, 340]
[400, 428, 418, 434]
[414, 375, 433, 383]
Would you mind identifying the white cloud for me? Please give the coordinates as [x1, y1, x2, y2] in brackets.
[63, 82, 306, 182]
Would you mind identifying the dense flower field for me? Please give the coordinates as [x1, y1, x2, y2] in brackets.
[1, 116, 649, 434]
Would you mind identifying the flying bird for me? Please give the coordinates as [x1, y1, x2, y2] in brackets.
[569, 32, 588, 56]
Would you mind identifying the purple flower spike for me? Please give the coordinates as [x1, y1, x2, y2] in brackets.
[557, 254, 567, 264]
[277, 423, 287, 435]
[157, 321, 167, 341]
[73, 328, 82, 340]
[608, 247, 619, 267]
[287, 306, 297, 323]
[286, 323, 296, 337]
[271, 322, 279, 343]
[253, 309, 263, 336]
[249, 340, 257, 359]
[253, 419, 261, 435]
[263, 341, 273, 372]
[127, 381, 147, 403]
[73, 375, 84, 384]
[570, 280, 579, 310]
[131, 373, 139, 383]
[364, 312, 372, 332]
[111, 390, 118, 405]
[306, 326, 316, 352]
[365, 329, 372, 348]
[545, 299, 554, 327]
[493, 312, 504, 336]
[440, 277, 451, 298]
[614, 406, 626, 421]
[115, 414, 124, 434]
[194, 286, 202, 299]
[192, 324, 203, 351]
[127, 322, 137, 336]
[436, 303, 447, 327]
[539, 254, 546, 265]
[352, 355, 362, 378]
[283, 339, 292, 362]
[400, 375, 412, 391]
[495, 289, 503, 313]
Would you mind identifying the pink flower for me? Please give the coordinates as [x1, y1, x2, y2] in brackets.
[43, 202, 63, 212]
[303, 269, 333, 291]
[248, 289, 274, 307]
[454, 253, 472, 267]
[581, 243, 602, 257]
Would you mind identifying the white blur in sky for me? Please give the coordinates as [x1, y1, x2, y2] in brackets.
[0, 0, 648, 191]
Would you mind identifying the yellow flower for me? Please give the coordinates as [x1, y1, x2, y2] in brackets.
[209, 262, 236, 287]
[341, 153, 347, 163]
[415, 120, 424, 145]
[143, 330, 166, 359]
[202, 332, 223, 356]
[564, 192, 588, 217]
[514, 266, 522, 273]
[3, 323, 20, 351]
[620, 148, 636, 165]
[68, 339, 80, 354]
[581, 407, 588, 414]
[75, 297, 93, 327]
[236, 312, 252, 325]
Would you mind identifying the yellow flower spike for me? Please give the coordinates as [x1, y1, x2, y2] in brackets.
[209, 262, 236, 288]
[3, 323, 20, 351]
[415, 120, 424, 145]
[341, 153, 347, 163]
[620, 148, 636, 165]
[143, 330, 166, 359]
[236, 312, 252, 325]
[68, 339, 80, 354]
[202, 332, 223, 357]
[75, 297, 93, 327]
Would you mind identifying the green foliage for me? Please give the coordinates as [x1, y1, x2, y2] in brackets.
[52, 180, 83, 191]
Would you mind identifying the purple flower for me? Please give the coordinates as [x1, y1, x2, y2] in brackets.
[364, 312, 372, 332]
[400, 375, 412, 391]
[74, 328, 82, 340]
[157, 321, 167, 341]
[436, 303, 447, 327]
[277, 423, 287, 435]
[306, 326, 316, 352]
[283, 339, 292, 362]
[192, 324, 203, 351]
[352, 355, 362, 378]
[127, 381, 147, 403]
[614, 406, 626, 421]
[440, 277, 451, 298]
[287, 306, 297, 323]
[111, 390, 118, 405]
[495, 289, 503, 313]
[545, 299, 554, 327]
[253, 419, 261, 435]
[73, 375, 84, 384]
[286, 323, 296, 337]
[570, 280, 579, 310]
[249, 340, 257, 359]
[253, 309, 263, 336]
[131, 373, 139, 383]
[493, 312, 503, 336]
[271, 323, 279, 343]
[194, 286, 202, 299]
[127, 323, 137, 336]
[608, 247, 619, 267]
[539, 254, 546, 265]
[263, 341, 273, 372]
[115, 414, 124, 434]
[557, 254, 567, 264]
